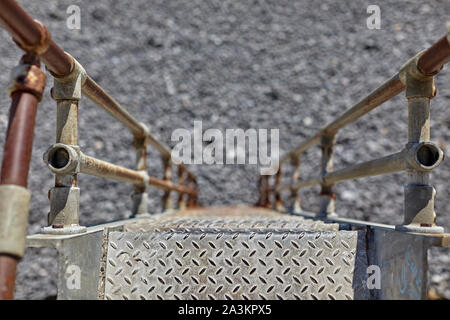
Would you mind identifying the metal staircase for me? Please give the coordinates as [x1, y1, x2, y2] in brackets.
[0, 0, 449, 300]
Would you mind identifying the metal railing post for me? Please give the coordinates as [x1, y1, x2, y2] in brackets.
[290, 156, 302, 213]
[131, 134, 149, 216]
[161, 157, 173, 211]
[274, 167, 284, 211]
[0, 53, 45, 299]
[257, 175, 271, 208]
[318, 134, 337, 217]
[177, 166, 187, 210]
[43, 54, 86, 234]
[396, 56, 444, 233]
[186, 176, 198, 208]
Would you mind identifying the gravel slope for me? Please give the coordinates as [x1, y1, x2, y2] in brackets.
[0, 0, 448, 299]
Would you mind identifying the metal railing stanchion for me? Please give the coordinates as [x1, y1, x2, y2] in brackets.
[0, 53, 46, 299]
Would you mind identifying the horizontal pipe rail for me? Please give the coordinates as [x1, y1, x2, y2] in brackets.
[280, 74, 405, 164]
[417, 31, 450, 76]
[0, 0, 148, 139]
[44, 144, 197, 196]
[0, 0, 72, 76]
[81, 77, 149, 139]
[0, 0, 195, 181]
[280, 28, 450, 165]
[278, 142, 444, 193]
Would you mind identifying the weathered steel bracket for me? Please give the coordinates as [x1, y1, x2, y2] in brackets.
[396, 54, 444, 234]
[43, 54, 87, 235]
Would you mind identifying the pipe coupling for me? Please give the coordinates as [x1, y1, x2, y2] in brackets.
[49, 53, 87, 100]
[405, 142, 444, 172]
[8, 63, 46, 101]
[13, 20, 51, 55]
[399, 52, 437, 98]
[0, 185, 32, 258]
[43, 143, 81, 175]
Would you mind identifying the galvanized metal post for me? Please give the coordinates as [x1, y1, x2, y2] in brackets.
[396, 58, 444, 233]
[43, 54, 87, 234]
[290, 156, 302, 213]
[131, 135, 148, 216]
[186, 176, 198, 208]
[257, 175, 272, 208]
[0, 53, 45, 299]
[177, 166, 187, 210]
[274, 166, 285, 211]
[161, 157, 173, 211]
[317, 134, 336, 217]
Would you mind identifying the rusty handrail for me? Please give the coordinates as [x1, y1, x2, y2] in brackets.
[279, 74, 405, 165]
[0, 0, 200, 298]
[0, 0, 195, 180]
[0, 2, 198, 230]
[44, 144, 197, 196]
[264, 27, 450, 232]
[0, 53, 46, 299]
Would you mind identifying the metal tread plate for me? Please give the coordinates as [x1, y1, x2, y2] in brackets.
[126, 216, 338, 233]
[104, 229, 358, 300]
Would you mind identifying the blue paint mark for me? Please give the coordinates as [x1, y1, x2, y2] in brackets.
[397, 244, 422, 299]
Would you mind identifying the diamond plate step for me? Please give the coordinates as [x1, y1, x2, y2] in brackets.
[103, 207, 361, 300]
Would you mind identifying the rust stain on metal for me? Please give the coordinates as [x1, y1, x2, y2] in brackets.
[0, 255, 17, 300]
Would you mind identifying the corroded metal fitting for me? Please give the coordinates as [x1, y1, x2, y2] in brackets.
[0, 185, 32, 258]
[405, 142, 444, 172]
[12, 20, 51, 55]
[397, 184, 444, 234]
[8, 62, 46, 101]
[43, 143, 81, 175]
[48, 53, 87, 100]
[139, 122, 150, 138]
[399, 52, 437, 98]
[320, 133, 337, 147]
[43, 186, 86, 234]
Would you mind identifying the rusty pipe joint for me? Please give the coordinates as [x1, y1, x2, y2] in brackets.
[42, 144, 85, 234]
[399, 52, 437, 98]
[48, 53, 86, 101]
[139, 122, 150, 140]
[43, 143, 80, 175]
[8, 59, 46, 101]
[0, 185, 31, 258]
[12, 19, 52, 55]
[405, 142, 444, 172]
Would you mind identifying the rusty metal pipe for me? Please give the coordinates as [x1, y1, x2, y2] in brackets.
[44, 145, 197, 196]
[81, 77, 149, 139]
[0, 0, 72, 76]
[278, 143, 443, 193]
[280, 74, 404, 164]
[281, 28, 450, 165]
[0, 0, 198, 181]
[0, 255, 17, 300]
[0, 54, 45, 300]
[417, 29, 450, 76]
[0, 93, 39, 187]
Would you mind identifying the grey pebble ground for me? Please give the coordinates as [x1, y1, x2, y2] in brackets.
[0, 0, 449, 299]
